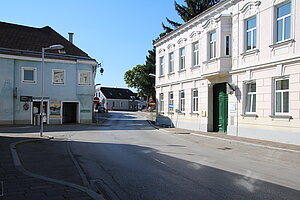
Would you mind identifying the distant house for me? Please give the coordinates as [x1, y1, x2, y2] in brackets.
[0, 21, 97, 125]
[95, 87, 138, 111]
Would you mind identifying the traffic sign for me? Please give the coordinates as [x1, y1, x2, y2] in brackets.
[94, 97, 100, 104]
[149, 100, 156, 107]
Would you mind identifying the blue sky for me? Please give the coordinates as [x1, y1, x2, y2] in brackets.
[1, 0, 184, 90]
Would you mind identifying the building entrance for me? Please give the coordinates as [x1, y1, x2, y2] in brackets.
[32, 101, 48, 125]
[62, 102, 78, 123]
[213, 83, 228, 133]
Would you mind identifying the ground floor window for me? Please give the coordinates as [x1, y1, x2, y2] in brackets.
[245, 82, 256, 114]
[192, 89, 198, 112]
[159, 93, 164, 112]
[168, 92, 174, 112]
[179, 90, 185, 112]
[274, 78, 289, 115]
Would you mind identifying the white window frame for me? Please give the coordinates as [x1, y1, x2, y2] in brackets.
[169, 52, 174, 73]
[179, 47, 186, 70]
[78, 70, 91, 85]
[209, 31, 217, 59]
[179, 90, 185, 112]
[276, 2, 291, 43]
[246, 17, 257, 51]
[159, 93, 164, 112]
[274, 78, 289, 115]
[168, 91, 174, 113]
[21, 67, 37, 84]
[159, 56, 164, 76]
[192, 89, 199, 113]
[52, 69, 65, 85]
[192, 42, 199, 66]
[245, 82, 257, 114]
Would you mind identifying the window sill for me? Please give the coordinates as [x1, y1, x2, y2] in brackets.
[158, 75, 165, 78]
[167, 112, 174, 115]
[167, 72, 175, 76]
[269, 115, 293, 121]
[177, 112, 186, 115]
[203, 57, 218, 64]
[158, 112, 164, 115]
[190, 65, 200, 69]
[269, 39, 295, 50]
[241, 114, 258, 118]
[178, 69, 186, 73]
[240, 49, 260, 57]
[190, 112, 199, 116]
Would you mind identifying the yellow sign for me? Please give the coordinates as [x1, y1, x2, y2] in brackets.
[50, 101, 61, 118]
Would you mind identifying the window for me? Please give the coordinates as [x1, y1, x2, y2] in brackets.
[169, 52, 174, 73]
[168, 92, 174, 112]
[79, 71, 91, 85]
[159, 56, 164, 76]
[179, 47, 186, 70]
[225, 35, 231, 56]
[245, 82, 256, 113]
[52, 69, 65, 84]
[275, 78, 289, 114]
[192, 89, 199, 112]
[179, 90, 185, 112]
[276, 2, 291, 42]
[22, 67, 36, 83]
[246, 17, 256, 50]
[192, 42, 199, 66]
[159, 93, 164, 112]
[209, 31, 217, 59]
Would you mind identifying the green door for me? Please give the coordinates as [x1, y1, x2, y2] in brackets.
[213, 83, 228, 133]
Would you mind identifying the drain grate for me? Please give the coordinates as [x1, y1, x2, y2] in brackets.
[217, 147, 232, 151]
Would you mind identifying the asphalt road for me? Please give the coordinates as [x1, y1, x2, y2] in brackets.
[69, 111, 300, 200]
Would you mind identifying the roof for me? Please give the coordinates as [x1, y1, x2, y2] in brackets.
[0, 21, 91, 59]
[100, 87, 136, 100]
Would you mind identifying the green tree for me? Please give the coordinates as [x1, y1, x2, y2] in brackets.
[162, 0, 221, 33]
[124, 49, 156, 98]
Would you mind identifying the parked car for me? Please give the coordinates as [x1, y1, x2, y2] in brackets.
[98, 106, 106, 113]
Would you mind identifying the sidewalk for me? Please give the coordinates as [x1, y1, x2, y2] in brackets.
[150, 122, 300, 153]
[0, 134, 101, 200]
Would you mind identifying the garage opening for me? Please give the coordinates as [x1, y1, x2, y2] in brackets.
[63, 102, 78, 124]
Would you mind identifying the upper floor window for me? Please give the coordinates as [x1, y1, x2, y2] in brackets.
[22, 67, 36, 84]
[192, 89, 199, 112]
[209, 31, 217, 59]
[179, 47, 186, 70]
[276, 2, 291, 42]
[52, 69, 65, 84]
[192, 42, 199, 66]
[169, 52, 174, 73]
[159, 93, 164, 112]
[169, 91, 174, 112]
[245, 82, 256, 113]
[79, 71, 91, 85]
[225, 35, 231, 56]
[159, 56, 164, 76]
[246, 17, 256, 50]
[275, 78, 289, 115]
[179, 90, 185, 112]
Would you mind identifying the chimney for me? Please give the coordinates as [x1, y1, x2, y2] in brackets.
[68, 32, 74, 43]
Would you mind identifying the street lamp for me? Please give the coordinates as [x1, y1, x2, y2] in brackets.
[40, 44, 64, 137]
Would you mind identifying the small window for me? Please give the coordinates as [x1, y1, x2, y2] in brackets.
[159, 93, 164, 112]
[192, 89, 199, 112]
[179, 90, 185, 112]
[192, 42, 199, 66]
[169, 92, 174, 112]
[169, 52, 174, 73]
[274, 78, 289, 114]
[159, 56, 164, 76]
[79, 71, 91, 85]
[22, 67, 36, 83]
[245, 82, 256, 114]
[209, 31, 217, 59]
[179, 47, 186, 70]
[225, 35, 231, 56]
[276, 2, 291, 42]
[52, 69, 65, 84]
[246, 17, 257, 50]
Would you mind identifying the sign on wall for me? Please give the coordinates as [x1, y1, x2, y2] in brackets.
[49, 101, 61, 118]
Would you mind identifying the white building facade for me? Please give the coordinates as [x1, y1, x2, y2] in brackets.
[154, 0, 300, 145]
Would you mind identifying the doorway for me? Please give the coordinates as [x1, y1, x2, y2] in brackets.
[32, 101, 48, 125]
[62, 102, 78, 124]
[213, 83, 228, 133]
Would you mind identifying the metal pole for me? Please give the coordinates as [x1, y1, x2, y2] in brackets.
[40, 48, 45, 137]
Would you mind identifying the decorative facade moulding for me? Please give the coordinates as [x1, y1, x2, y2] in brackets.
[177, 38, 187, 46]
[240, 1, 261, 13]
[158, 48, 165, 55]
[167, 43, 175, 52]
[189, 31, 201, 39]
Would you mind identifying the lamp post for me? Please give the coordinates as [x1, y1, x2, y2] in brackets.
[40, 44, 64, 137]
